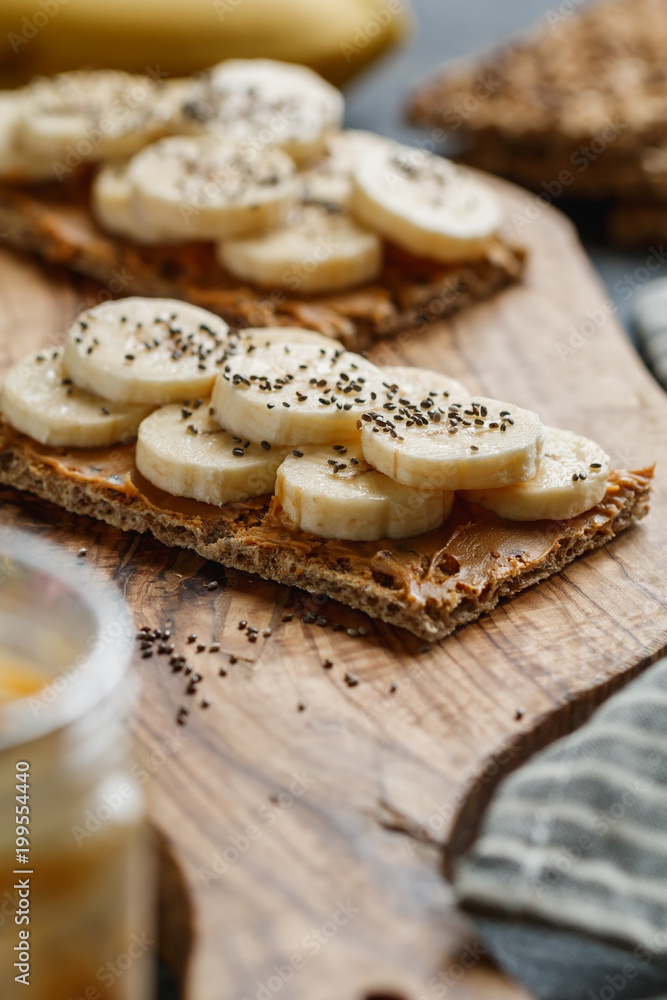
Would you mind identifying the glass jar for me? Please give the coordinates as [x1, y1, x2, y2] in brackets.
[0, 529, 154, 1000]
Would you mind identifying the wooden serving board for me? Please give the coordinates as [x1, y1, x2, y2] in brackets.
[1, 178, 666, 1000]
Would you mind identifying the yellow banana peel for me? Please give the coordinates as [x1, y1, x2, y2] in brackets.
[0, 0, 410, 87]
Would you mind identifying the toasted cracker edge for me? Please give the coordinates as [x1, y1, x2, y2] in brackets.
[0, 432, 652, 642]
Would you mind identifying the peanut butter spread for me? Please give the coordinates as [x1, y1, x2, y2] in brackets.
[1, 425, 652, 610]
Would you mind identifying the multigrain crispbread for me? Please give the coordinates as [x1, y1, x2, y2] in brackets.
[0, 178, 524, 352]
[0, 424, 652, 641]
[409, 0, 667, 237]
[0, 60, 527, 337]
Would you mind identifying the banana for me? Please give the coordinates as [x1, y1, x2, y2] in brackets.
[378, 365, 469, 402]
[217, 202, 382, 294]
[0, 2, 408, 89]
[0, 349, 152, 448]
[17, 70, 176, 164]
[360, 394, 544, 491]
[275, 442, 454, 541]
[218, 130, 387, 293]
[126, 135, 298, 241]
[211, 341, 382, 445]
[351, 140, 503, 263]
[299, 129, 391, 208]
[461, 427, 610, 521]
[91, 162, 175, 245]
[63, 298, 231, 405]
[0, 92, 55, 182]
[236, 327, 344, 351]
[136, 402, 287, 505]
[176, 59, 344, 164]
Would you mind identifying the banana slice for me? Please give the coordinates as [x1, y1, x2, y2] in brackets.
[0, 92, 55, 182]
[275, 442, 454, 541]
[1, 349, 152, 447]
[461, 427, 610, 521]
[218, 131, 387, 294]
[360, 395, 544, 491]
[126, 135, 297, 241]
[91, 162, 176, 245]
[63, 298, 231, 405]
[217, 203, 382, 294]
[177, 59, 344, 164]
[18, 70, 175, 163]
[236, 327, 344, 351]
[136, 402, 287, 505]
[211, 342, 382, 445]
[300, 129, 392, 209]
[379, 365, 469, 402]
[351, 141, 503, 263]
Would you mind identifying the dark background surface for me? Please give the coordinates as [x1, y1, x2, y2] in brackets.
[159, 2, 657, 995]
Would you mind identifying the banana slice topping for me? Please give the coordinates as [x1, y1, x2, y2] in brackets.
[136, 402, 288, 505]
[351, 141, 503, 263]
[0, 91, 55, 182]
[461, 427, 610, 521]
[177, 59, 344, 164]
[127, 135, 298, 241]
[235, 327, 344, 351]
[18, 70, 175, 164]
[299, 129, 391, 209]
[275, 442, 454, 541]
[211, 341, 382, 445]
[379, 365, 470, 403]
[1, 349, 153, 448]
[91, 162, 175, 245]
[218, 202, 382, 294]
[360, 392, 544, 491]
[63, 298, 231, 404]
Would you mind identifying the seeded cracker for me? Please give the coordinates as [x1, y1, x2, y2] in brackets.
[0, 420, 652, 641]
[0, 178, 524, 352]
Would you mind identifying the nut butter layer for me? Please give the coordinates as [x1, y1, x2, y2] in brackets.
[0, 422, 652, 641]
[0, 177, 525, 353]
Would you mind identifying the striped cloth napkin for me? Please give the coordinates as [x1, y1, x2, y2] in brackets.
[453, 657, 667, 1000]
[634, 279, 667, 389]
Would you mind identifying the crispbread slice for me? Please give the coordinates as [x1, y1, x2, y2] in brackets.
[0, 178, 525, 353]
[0, 423, 652, 642]
[409, 0, 667, 201]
